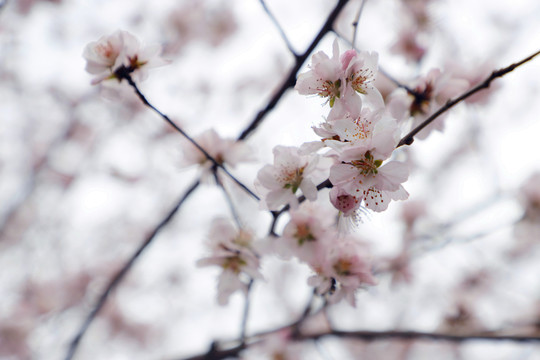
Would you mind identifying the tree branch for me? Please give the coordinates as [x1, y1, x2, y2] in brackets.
[237, 0, 351, 141]
[64, 179, 201, 360]
[397, 49, 540, 147]
[297, 329, 540, 343]
[172, 327, 540, 360]
[351, 0, 367, 49]
[118, 71, 260, 201]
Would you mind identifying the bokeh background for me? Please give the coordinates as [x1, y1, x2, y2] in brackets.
[1, 0, 540, 359]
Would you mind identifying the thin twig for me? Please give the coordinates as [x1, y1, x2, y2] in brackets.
[258, 0, 297, 56]
[351, 0, 367, 49]
[237, 0, 351, 141]
[118, 71, 260, 201]
[378, 66, 420, 96]
[240, 279, 254, 343]
[64, 179, 201, 360]
[397, 49, 540, 147]
[213, 167, 243, 228]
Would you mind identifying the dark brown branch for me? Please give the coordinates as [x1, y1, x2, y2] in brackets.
[173, 327, 540, 360]
[397, 49, 540, 147]
[64, 179, 201, 360]
[118, 71, 260, 201]
[297, 329, 540, 343]
[237, 0, 351, 141]
[240, 280, 254, 343]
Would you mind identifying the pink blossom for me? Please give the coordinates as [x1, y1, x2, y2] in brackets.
[197, 218, 261, 305]
[390, 28, 426, 63]
[83, 30, 168, 85]
[295, 40, 344, 107]
[329, 148, 409, 212]
[181, 128, 253, 181]
[273, 202, 336, 264]
[387, 68, 469, 139]
[255, 146, 320, 210]
[329, 186, 361, 216]
[322, 107, 400, 157]
[341, 48, 384, 108]
[308, 235, 376, 306]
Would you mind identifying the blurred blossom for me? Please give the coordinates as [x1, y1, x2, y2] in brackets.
[165, 0, 237, 53]
[197, 218, 262, 305]
[180, 128, 254, 182]
[83, 30, 168, 86]
[387, 68, 470, 139]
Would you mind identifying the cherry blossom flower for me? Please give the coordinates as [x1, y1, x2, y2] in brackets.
[255, 145, 320, 210]
[197, 218, 261, 305]
[272, 202, 336, 264]
[329, 145, 409, 212]
[180, 128, 253, 181]
[83, 30, 168, 85]
[295, 40, 344, 107]
[308, 235, 376, 306]
[340, 48, 384, 108]
[387, 68, 469, 139]
[295, 39, 383, 110]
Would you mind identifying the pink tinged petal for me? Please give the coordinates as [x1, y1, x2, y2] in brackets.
[217, 270, 246, 305]
[376, 161, 409, 191]
[363, 188, 390, 212]
[257, 164, 282, 190]
[265, 189, 298, 210]
[299, 179, 318, 201]
[329, 163, 359, 186]
[295, 72, 322, 95]
[329, 187, 360, 216]
[340, 49, 357, 70]
[364, 87, 385, 109]
[390, 185, 409, 201]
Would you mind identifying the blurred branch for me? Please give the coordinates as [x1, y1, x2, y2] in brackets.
[118, 71, 259, 201]
[298, 329, 540, 343]
[240, 279, 254, 343]
[351, 0, 367, 49]
[397, 49, 540, 147]
[65, 179, 201, 360]
[258, 0, 297, 56]
[173, 326, 540, 360]
[378, 66, 421, 97]
[237, 0, 351, 141]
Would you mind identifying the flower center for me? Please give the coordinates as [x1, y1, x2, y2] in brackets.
[295, 223, 316, 245]
[280, 167, 305, 193]
[348, 151, 382, 175]
[317, 79, 341, 107]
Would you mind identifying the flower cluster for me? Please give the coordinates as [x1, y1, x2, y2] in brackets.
[255, 145, 322, 210]
[197, 218, 262, 305]
[83, 30, 167, 85]
[271, 202, 376, 306]
[295, 40, 409, 214]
